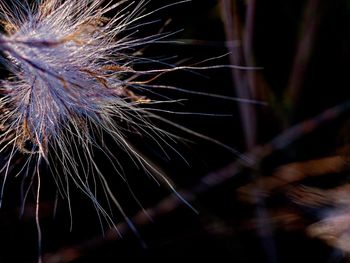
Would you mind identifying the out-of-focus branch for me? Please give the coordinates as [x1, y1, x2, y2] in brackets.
[243, 0, 257, 98]
[219, 0, 257, 150]
[43, 97, 350, 263]
[285, 0, 322, 110]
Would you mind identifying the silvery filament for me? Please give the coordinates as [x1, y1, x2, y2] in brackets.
[0, 1, 265, 262]
[0, 0, 195, 227]
[0, 1, 256, 257]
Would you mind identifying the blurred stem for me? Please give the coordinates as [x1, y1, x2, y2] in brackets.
[44, 97, 350, 263]
[219, 0, 257, 150]
[284, 0, 321, 115]
[243, 0, 257, 98]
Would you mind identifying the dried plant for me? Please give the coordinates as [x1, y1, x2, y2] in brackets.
[0, 1, 261, 261]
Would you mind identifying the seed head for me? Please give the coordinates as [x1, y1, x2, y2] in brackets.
[0, 0, 194, 227]
[0, 0, 156, 156]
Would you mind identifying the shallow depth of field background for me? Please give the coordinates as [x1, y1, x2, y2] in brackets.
[1, 0, 350, 262]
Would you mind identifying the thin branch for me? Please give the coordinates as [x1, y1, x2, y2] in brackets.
[43, 98, 350, 263]
[285, 0, 322, 110]
[219, 0, 257, 150]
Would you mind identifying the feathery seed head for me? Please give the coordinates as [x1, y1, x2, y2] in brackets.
[0, 0, 153, 157]
[0, 1, 242, 260]
[0, 0, 192, 229]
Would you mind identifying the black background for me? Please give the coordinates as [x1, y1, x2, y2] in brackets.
[1, 0, 350, 262]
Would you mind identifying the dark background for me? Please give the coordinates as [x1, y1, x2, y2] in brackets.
[1, 0, 350, 262]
